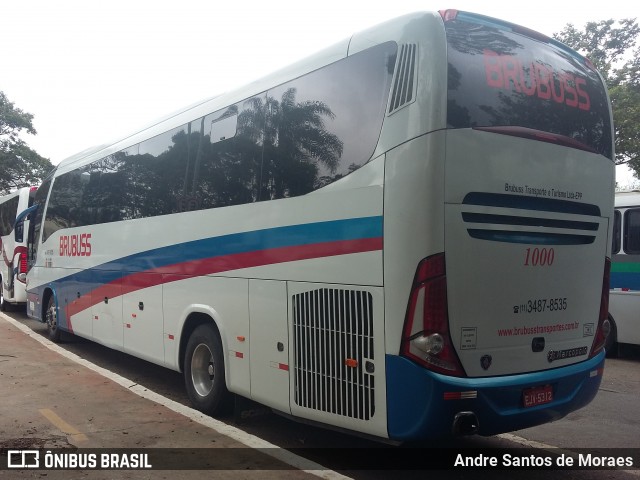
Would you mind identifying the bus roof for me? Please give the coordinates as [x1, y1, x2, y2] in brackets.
[53, 11, 439, 176]
[615, 191, 640, 207]
[53, 9, 600, 175]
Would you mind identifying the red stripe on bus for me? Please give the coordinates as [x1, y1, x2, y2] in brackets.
[65, 237, 382, 326]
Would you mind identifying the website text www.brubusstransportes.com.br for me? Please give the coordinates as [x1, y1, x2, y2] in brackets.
[498, 321, 579, 337]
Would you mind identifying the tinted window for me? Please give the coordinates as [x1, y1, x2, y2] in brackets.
[445, 16, 612, 159]
[189, 100, 263, 209]
[261, 42, 396, 199]
[43, 169, 95, 242]
[41, 42, 396, 227]
[0, 196, 19, 236]
[134, 125, 189, 218]
[624, 209, 640, 254]
[43, 142, 180, 240]
[612, 209, 621, 254]
[86, 146, 138, 224]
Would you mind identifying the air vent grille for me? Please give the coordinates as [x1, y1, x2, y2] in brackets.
[293, 288, 375, 420]
[389, 44, 417, 113]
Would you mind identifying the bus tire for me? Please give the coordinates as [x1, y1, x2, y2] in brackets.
[604, 315, 617, 358]
[45, 295, 61, 342]
[184, 324, 233, 416]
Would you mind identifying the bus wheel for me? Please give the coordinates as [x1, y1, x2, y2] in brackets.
[604, 316, 617, 358]
[184, 324, 233, 415]
[45, 296, 61, 342]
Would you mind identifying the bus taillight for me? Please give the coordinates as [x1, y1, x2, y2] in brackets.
[17, 254, 28, 282]
[401, 253, 466, 377]
[590, 257, 611, 358]
[439, 10, 458, 21]
[19, 255, 28, 274]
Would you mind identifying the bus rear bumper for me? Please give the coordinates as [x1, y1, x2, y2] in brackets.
[385, 352, 605, 441]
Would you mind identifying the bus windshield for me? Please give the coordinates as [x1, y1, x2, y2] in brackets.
[445, 12, 613, 159]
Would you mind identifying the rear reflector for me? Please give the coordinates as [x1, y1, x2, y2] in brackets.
[444, 391, 477, 400]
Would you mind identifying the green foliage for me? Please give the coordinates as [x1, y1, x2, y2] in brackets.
[0, 91, 53, 195]
[554, 19, 640, 171]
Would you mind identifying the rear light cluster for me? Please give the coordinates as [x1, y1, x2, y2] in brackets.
[401, 253, 466, 376]
[17, 254, 28, 282]
[589, 257, 611, 358]
[438, 9, 458, 21]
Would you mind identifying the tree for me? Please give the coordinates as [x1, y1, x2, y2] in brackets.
[554, 19, 640, 174]
[239, 88, 343, 200]
[0, 91, 53, 195]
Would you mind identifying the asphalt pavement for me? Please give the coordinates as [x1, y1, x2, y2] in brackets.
[0, 311, 343, 479]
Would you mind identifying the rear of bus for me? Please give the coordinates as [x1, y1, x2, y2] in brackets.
[385, 11, 614, 439]
[0, 186, 36, 309]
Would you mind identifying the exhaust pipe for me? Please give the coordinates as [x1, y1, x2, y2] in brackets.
[452, 411, 479, 436]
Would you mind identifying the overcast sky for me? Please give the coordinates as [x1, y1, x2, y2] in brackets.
[2, 1, 638, 183]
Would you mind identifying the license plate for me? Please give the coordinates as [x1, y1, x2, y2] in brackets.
[522, 384, 553, 408]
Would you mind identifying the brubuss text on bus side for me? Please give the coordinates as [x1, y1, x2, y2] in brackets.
[59, 233, 92, 257]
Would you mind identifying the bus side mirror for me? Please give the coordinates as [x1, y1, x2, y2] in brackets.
[15, 221, 24, 243]
[14, 204, 38, 244]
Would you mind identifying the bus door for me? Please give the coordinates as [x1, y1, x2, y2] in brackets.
[91, 270, 124, 351]
[122, 272, 165, 364]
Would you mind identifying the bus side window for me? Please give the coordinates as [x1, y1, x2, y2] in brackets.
[612, 209, 621, 254]
[0, 196, 19, 236]
[261, 42, 396, 200]
[623, 208, 640, 254]
[191, 101, 262, 209]
[136, 125, 189, 218]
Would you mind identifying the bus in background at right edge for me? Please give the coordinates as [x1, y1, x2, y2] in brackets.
[608, 191, 640, 355]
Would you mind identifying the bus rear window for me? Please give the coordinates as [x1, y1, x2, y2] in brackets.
[444, 15, 613, 160]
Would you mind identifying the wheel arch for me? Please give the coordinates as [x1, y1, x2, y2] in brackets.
[178, 308, 225, 374]
[41, 287, 56, 321]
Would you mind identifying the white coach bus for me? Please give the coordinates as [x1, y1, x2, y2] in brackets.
[1, 186, 36, 311]
[21, 10, 614, 440]
[608, 191, 640, 353]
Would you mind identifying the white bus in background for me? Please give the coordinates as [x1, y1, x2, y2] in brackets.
[608, 191, 640, 353]
[0, 186, 36, 311]
[19, 10, 614, 441]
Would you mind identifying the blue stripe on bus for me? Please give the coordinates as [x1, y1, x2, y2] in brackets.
[610, 271, 640, 291]
[36, 215, 383, 293]
[85, 217, 382, 276]
[123, 215, 382, 270]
